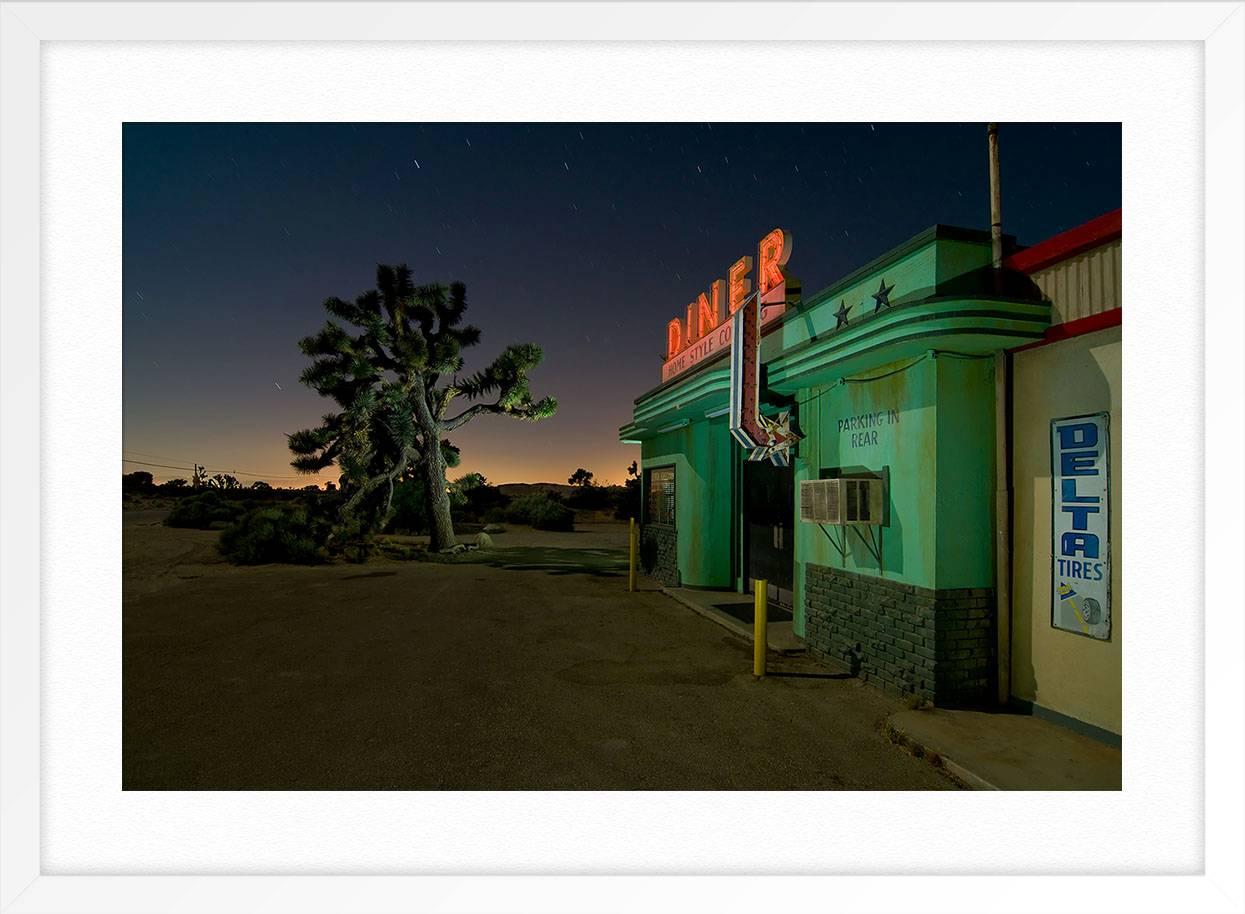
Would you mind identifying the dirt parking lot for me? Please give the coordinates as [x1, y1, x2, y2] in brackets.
[123, 511, 955, 790]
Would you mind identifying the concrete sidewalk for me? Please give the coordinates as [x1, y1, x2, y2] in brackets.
[887, 707, 1121, 790]
[661, 586, 806, 655]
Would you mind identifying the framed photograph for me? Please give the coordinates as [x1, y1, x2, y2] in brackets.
[2, 2, 1241, 912]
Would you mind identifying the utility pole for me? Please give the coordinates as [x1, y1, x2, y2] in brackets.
[988, 123, 1004, 292]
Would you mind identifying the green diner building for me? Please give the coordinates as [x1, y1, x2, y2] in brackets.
[620, 213, 1123, 737]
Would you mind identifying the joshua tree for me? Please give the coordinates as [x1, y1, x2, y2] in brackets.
[568, 467, 594, 487]
[289, 265, 556, 551]
[209, 473, 241, 490]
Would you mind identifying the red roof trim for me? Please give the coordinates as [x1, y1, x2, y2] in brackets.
[1005, 209, 1121, 275]
[1009, 307, 1121, 353]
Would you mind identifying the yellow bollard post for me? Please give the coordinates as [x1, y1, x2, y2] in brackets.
[753, 579, 768, 678]
[628, 517, 637, 592]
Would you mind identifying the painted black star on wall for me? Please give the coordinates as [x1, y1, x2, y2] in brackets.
[835, 299, 852, 329]
[872, 278, 895, 312]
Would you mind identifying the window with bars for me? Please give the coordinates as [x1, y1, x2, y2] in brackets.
[645, 466, 676, 526]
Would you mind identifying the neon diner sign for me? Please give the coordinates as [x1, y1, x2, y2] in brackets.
[661, 228, 793, 383]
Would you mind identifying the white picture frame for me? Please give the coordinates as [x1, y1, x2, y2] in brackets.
[2, 3, 1242, 912]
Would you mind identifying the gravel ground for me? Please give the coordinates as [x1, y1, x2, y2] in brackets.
[123, 510, 956, 790]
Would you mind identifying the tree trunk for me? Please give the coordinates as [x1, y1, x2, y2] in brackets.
[420, 438, 456, 551]
[410, 377, 456, 551]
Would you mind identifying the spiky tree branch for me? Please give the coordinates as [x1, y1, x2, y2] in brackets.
[289, 265, 556, 551]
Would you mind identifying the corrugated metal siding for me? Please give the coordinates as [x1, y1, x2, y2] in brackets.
[1029, 238, 1121, 325]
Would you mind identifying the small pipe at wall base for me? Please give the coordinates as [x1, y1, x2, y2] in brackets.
[994, 351, 1013, 706]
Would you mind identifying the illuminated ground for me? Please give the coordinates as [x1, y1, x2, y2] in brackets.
[122, 510, 956, 790]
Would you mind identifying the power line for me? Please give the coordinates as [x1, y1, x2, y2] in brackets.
[122, 457, 323, 481]
[122, 459, 194, 472]
[121, 449, 197, 464]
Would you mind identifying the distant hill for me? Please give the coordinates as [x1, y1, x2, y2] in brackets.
[497, 482, 627, 498]
[497, 482, 577, 499]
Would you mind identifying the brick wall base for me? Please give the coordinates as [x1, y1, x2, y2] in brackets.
[804, 563, 994, 707]
[640, 525, 678, 588]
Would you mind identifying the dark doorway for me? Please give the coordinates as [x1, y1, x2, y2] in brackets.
[743, 460, 795, 608]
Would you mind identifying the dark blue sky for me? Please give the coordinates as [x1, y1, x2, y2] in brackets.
[123, 122, 1120, 486]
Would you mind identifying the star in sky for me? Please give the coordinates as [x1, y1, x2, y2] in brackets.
[835, 299, 852, 329]
[121, 122, 1122, 486]
[872, 278, 895, 312]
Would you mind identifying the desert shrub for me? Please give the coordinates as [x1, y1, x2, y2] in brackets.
[448, 472, 487, 508]
[503, 492, 549, 524]
[612, 477, 641, 520]
[565, 484, 612, 511]
[459, 483, 508, 522]
[529, 498, 574, 531]
[123, 471, 155, 493]
[163, 490, 243, 529]
[386, 477, 429, 534]
[218, 503, 328, 565]
[506, 492, 573, 531]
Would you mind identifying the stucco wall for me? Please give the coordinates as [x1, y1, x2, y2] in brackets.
[640, 416, 735, 588]
[1010, 324, 1121, 735]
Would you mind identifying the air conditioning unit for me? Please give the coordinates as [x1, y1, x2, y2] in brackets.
[799, 477, 884, 526]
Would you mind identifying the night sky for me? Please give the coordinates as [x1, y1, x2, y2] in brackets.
[123, 122, 1121, 487]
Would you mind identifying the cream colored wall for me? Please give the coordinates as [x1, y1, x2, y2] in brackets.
[1010, 324, 1121, 735]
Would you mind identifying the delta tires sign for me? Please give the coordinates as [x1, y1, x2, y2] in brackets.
[1050, 413, 1111, 641]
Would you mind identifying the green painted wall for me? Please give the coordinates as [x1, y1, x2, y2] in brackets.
[791, 357, 938, 637]
[641, 415, 735, 588]
[934, 238, 994, 287]
[789, 354, 996, 636]
[932, 355, 997, 588]
[627, 226, 1041, 623]
[777, 244, 938, 353]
